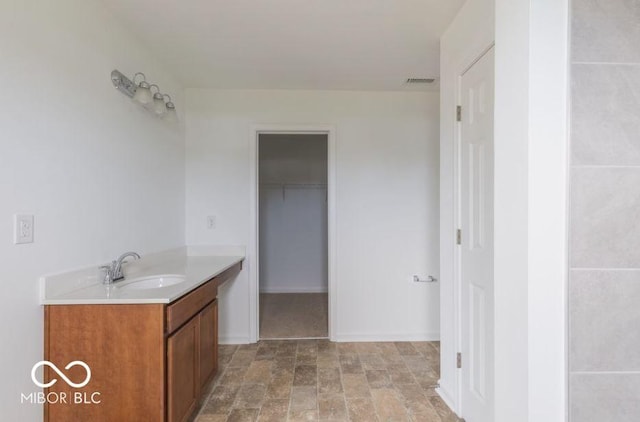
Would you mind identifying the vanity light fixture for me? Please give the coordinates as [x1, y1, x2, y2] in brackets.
[110, 69, 177, 122]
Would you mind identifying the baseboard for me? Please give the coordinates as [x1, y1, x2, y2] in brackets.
[259, 287, 328, 294]
[436, 384, 459, 416]
[219, 336, 252, 345]
[333, 332, 440, 342]
[221, 332, 439, 344]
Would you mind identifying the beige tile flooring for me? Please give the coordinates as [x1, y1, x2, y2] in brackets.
[194, 340, 460, 422]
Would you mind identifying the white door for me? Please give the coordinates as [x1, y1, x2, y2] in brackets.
[459, 47, 494, 422]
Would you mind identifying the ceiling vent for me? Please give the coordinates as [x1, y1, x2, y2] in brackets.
[406, 78, 436, 84]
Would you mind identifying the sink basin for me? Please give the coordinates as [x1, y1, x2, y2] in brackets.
[118, 275, 186, 290]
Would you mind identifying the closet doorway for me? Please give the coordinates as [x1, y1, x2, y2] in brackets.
[258, 134, 329, 339]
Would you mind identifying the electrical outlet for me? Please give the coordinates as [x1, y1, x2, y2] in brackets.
[206, 215, 216, 230]
[14, 214, 34, 244]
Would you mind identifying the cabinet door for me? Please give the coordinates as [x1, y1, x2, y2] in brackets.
[199, 300, 218, 388]
[167, 316, 199, 422]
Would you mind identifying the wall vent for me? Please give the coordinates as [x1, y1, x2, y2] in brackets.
[406, 78, 436, 84]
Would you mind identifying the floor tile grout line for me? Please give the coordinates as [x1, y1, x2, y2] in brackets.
[336, 361, 350, 422]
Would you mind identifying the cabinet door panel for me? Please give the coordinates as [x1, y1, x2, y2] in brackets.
[44, 305, 165, 422]
[199, 300, 218, 388]
[168, 316, 199, 422]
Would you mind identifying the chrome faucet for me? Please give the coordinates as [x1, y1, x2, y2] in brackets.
[100, 251, 141, 284]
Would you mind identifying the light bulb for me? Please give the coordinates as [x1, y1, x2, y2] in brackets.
[133, 81, 152, 105]
[152, 92, 166, 116]
[164, 102, 178, 123]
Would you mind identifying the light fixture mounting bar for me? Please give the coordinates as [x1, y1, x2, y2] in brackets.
[111, 69, 136, 98]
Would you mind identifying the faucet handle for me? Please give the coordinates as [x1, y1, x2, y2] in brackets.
[99, 265, 114, 284]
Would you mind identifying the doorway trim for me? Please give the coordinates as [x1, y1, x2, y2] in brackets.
[248, 124, 337, 343]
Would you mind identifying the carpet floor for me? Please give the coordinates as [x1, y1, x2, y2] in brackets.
[259, 293, 328, 339]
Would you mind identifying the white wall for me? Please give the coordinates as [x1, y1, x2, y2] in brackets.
[439, 0, 495, 411]
[440, 0, 569, 420]
[259, 186, 328, 293]
[494, 0, 569, 421]
[185, 89, 440, 343]
[525, 1, 569, 421]
[0, 1, 185, 420]
[259, 136, 328, 294]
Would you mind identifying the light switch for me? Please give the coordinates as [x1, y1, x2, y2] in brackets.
[14, 214, 34, 244]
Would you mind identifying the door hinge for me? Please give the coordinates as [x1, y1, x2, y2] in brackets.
[456, 105, 462, 122]
[457, 352, 462, 369]
[456, 229, 462, 245]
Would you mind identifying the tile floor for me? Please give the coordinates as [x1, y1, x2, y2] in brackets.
[194, 340, 460, 422]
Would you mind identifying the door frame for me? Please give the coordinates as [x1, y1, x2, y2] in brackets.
[248, 124, 337, 342]
[454, 45, 496, 419]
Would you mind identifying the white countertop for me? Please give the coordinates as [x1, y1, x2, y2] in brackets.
[40, 248, 245, 305]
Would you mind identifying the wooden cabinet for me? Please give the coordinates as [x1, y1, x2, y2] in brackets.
[43, 304, 166, 422]
[44, 262, 240, 422]
[167, 300, 218, 422]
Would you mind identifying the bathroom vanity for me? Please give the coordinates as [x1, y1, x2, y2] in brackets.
[40, 251, 243, 422]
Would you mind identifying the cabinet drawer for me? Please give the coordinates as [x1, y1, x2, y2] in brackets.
[214, 262, 242, 287]
[166, 281, 217, 334]
[165, 262, 242, 334]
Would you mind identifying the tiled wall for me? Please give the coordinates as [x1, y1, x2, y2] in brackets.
[570, 1, 640, 420]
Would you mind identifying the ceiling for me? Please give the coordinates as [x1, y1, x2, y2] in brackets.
[102, 0, 465, 91]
